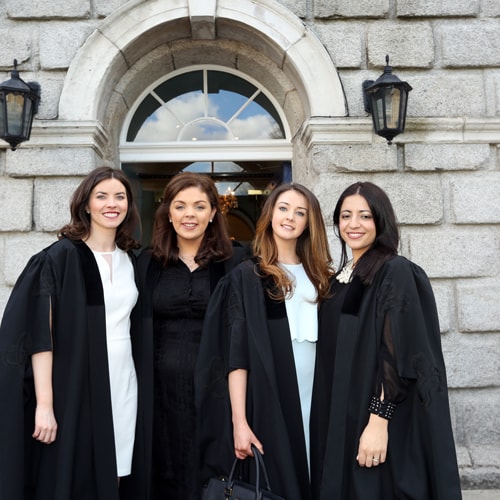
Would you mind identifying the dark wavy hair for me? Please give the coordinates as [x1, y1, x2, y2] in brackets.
[333, 181, 399, 285]
[58, 166, 141, 251]
[253, 183, 334, 303]
[151, 172, 233, 267]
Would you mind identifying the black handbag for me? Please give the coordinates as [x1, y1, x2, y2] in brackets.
[202, 446, 286, 500]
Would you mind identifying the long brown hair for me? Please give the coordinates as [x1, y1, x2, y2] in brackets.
[58, 166, 141, 251]
[151, 172, 233, 266]
[253, 183, 334, 302]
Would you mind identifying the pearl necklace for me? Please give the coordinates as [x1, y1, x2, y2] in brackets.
[336, 259, 354, 284]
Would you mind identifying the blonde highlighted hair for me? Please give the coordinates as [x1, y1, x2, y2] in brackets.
[253, 183, 334, 302]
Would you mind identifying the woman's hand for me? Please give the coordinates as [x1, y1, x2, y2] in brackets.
[356, 413, 388, 468]
[31, 351, 57, 444]
[233, 420, 263, 460]
[228, 369, 263, 459]
[33, 403, 57, 444]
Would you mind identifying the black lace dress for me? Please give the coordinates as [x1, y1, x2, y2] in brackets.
[152, 260, 210, 499]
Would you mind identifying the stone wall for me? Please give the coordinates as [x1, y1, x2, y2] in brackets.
[0, 0, 499, 489]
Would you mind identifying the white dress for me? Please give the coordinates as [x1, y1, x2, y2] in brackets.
[281, 263, 317, 472]
[92, 247, 138, 477]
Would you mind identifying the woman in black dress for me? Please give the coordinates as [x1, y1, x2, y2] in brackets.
[138, 172, 246, 500]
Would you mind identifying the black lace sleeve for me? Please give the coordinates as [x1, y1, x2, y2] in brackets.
[374, 314, 408, 404]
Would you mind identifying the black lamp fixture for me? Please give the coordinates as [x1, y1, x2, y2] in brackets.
[363, 55, 412, 144]
[0, 59, 41, 150]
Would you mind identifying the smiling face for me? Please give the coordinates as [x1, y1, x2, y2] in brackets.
[87, 178, 128, 233]
[271, 189, 309, 245]
[338, 194, 376, 262]
[168, 186, 217, 246]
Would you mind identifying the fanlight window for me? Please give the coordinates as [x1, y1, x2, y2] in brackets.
[126, 69, 285, 143]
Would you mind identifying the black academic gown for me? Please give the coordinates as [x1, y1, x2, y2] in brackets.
[311, 256, 462, 500]
[0, 238, 148, 500]
[195, 259, 312, 500]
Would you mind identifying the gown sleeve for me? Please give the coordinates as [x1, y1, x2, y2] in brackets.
[225, 272, 250, 373]
[374, 314, 408, 404]
[1, 249, 56, 359]
[195, 270, 243, 488]
[0, 248, 56, 500]
[374, 257, 447, 407]
[375, 258, 462, 499]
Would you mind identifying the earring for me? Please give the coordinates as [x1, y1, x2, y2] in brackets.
[209, 219, 213, 223]
[169, 219, 172, 223]
[86, 210, 90, 214]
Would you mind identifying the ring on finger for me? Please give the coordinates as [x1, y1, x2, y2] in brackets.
[372, 457, 380, 463]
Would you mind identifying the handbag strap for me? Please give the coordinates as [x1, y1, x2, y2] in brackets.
[226, 445, 274, 499]
[226, 450, 260, 499]
[251, 445, 273, 493]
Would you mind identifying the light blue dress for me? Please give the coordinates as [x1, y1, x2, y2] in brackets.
[281, 263, 317, 472]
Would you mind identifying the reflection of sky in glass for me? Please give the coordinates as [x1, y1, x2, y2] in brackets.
[179, 120, 232, 141]
[184, 162, 243, 173]
[210, 91, 248, 121]
[133, 74, 284, 142]
[167, 92, 208, 121]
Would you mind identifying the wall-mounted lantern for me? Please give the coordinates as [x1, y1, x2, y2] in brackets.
[363, 55, 412, 144]
[0, 59, 41, 150]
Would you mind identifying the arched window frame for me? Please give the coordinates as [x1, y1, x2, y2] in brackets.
[119, 65, 293, 164]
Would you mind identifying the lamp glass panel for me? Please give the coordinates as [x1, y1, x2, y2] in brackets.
[371, 92, 385, 132]
[22, 98, 33, 137]
[399, 88, 408, 129]
[384, 87, 401, 129]
[6, 93, 24, 136]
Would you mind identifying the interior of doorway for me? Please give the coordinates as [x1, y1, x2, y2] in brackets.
[123, 160, 291, 247]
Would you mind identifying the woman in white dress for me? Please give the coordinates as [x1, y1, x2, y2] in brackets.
[91, 245, 138, 477]
[0, 166, 145, 500]
[74, 167, 140, 480]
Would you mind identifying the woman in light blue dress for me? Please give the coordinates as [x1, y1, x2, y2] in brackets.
[197, 183, 334, 500]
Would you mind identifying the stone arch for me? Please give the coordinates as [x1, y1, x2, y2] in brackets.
[59, 0, 346, 127]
